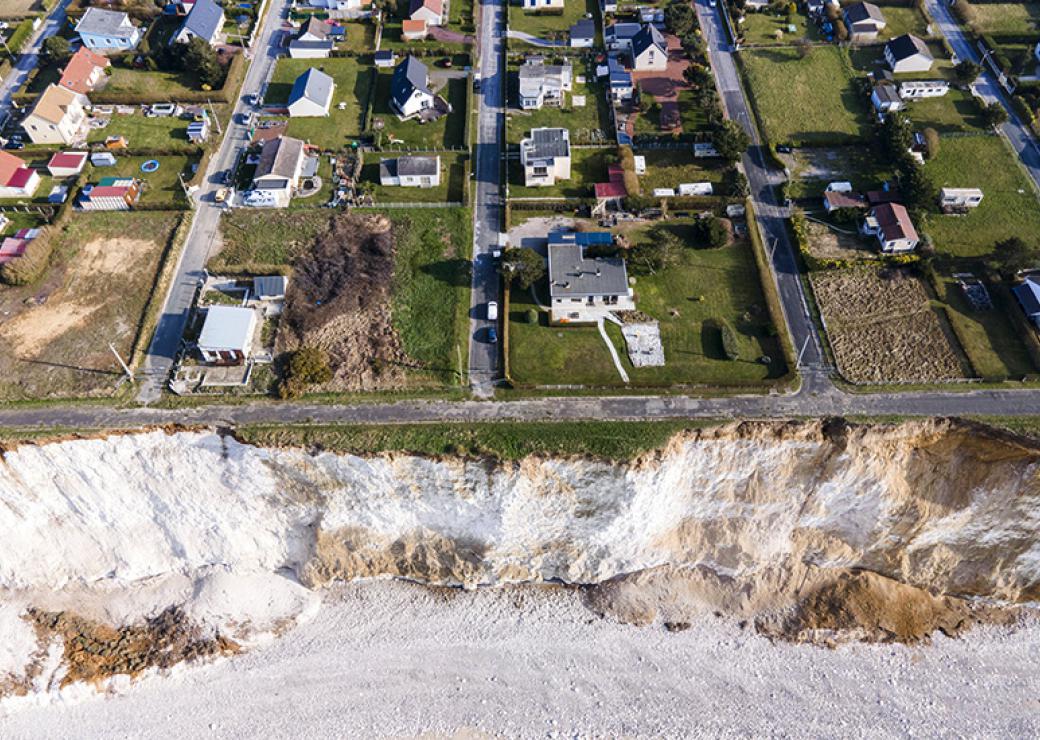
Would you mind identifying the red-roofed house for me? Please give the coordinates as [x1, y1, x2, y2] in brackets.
[47, 151, 89, 178]
[866, 202, 919, 253]
[0, 151, 40, 198]
[0, 237, 30, 264]
[401, 18, 428, 39]
[58, 47, 111, 95]
[409, 0, 444, 26]
[594, 164, 628, 213]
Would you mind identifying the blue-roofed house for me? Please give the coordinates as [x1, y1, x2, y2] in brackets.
[606, 56, 633, 102]
[74, 8, 143, 52]
[1014, 278, 1040, 326]
[287, 68, 335, 117]
[173, 0, 225, 45]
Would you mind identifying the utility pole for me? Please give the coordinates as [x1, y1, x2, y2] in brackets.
[206, 98, 222, 135]
[177, 171, 194, 207]
[109, 343, 134, 382]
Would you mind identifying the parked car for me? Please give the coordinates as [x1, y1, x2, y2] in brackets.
[487, 327, 498, 344]
[486, 301, 498, 321]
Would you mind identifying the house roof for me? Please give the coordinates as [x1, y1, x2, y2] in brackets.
[606, 22, 641, 41]
[886, 34, 932, 62]
[595, 181, 627, 199]
[58, 47, 110, 94]
[518, 59, 572, 99]
[401, 18, 427, 33]
[873, 202, 919, 242]
[6, 167, 34, 189]
[1014, 279, 1040, 316]
[288, 39, 334, 53]
[28, 84, 85, 125]
[398, 155, 439, 176]
[391, 56, 432, 109]
[198, 306, 256, 351]
[548, 236, 629, 298]
[940, 187, 984, 198]
[288, 68, 334, 108]
[631, 24, 666, 58]
[299, 16, 329, 40]
[866, 188, 902, 205]
[409, 0, 442, 17]
[75, 8, 138, 39]
[178, 0, 223, 41]
[255, 135, 305, 180]
[844, 1, 885, 25]
[571, 18, 595, 39]
[47, 151, 88, 171]
[824, 190, 866, 209]
[0, 151, 28, 186]
[254, 275, 288, 298]
[522, 128, 570, 160]
[872, 83, 901, 104]
[374, 50, 394, 61]
[607, 56, 632, 86]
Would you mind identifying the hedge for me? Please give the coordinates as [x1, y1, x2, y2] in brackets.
[746, 198, 796, 372]
[0, 226, 53, 285]
[3, 18, 35, 60]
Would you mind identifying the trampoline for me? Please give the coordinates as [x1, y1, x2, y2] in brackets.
[141, 159, 160, 173]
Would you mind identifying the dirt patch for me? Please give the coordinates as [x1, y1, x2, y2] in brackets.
[811, 267, 967, 383]
[803, 218, 874, 262]
[278, 213, 412, 391]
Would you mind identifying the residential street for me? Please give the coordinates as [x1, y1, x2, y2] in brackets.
[467, 0, 506, 397]
[135, 0, 290, 403]
[0, 0, 71, 121]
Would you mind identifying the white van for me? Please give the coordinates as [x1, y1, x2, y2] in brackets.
[487, 301, 498, 321]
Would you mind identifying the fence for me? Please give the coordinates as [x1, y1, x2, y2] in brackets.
[354, 201, 464, 208]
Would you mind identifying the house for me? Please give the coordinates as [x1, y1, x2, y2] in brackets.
[379, 155, 441, 187]
[884, 34, 934, 73]
[594, 164, 627, 214]
[401, 19, 428, 40]
[522, 0, 564, 9]
[939, 187, 984, 211]
[1014, 278, 1040, 326]
[308, 0, 372, 15]
[823, 190, 866, 212]
[0, 151, 40, 198]
[842, 1, 886, 42]
[251, 135, 306, 207]
[253, 275, 288, 301]
[288, 17, 334, 58]
[173, 0, 224, 45]
[22, 85, 89, 145]
[547, 232, 635, 324]
[867, 202, 919, 252]
[46, 151, 88, 177]
[518, 57, 573, 110]
[605, 22, 641, 52]
[58, 48, 110, 95]
[77, 177, 141, 210]
[390, 56, 438, 119]
[630, 24, 668, 71]
[197, 306, 257, 364]
[287, 68, 335, 117]
[374, 50, 396, 67]
[520, 127, 571, 187]
[74, 8, 142, 51]
[570, 19, 595, 48]
[187, 119, 210, 142]
[898, 80, 949, 99]
[409, 0, 445, 26]
[870, 83, 904, 114]
[605, 55, 633, 102]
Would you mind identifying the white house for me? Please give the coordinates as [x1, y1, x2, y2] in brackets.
[522, 0, 564, 9]
[74, 8, 142, 51]
[898, 80, 949, 99]
[390, 56, 437, 120]
[570, 19, 595, 48]
[865, 202, 919, 252]
[520, 127, 571, 187]
[288, 17, 334, 58]
[172, 0, 224, 46]
[518, 57, 573, 110]
[630, 24, 668, 71]
[0, 151, 40, 199]
[46, 151, 88, 178]
[409, 0, 446, 25]
[22, 84, 89, 145]
[547, 232, 635, 324]
[379, 155, 441, 188]
[198, 306, 257, 365]
[884, 34, 934, 74]
[939, 187, 983, 211]
[842, 1, 886, 42]
[871, 83, 904, 114]
[287, 68, 335, 117]
[251, 135, 306, 207]
[309, 0, 372, 15]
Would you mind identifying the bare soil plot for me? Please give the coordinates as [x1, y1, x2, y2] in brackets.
[803, 218, 875, 262]
[811, 267, 968, 383]
[0, 0, 40, 16]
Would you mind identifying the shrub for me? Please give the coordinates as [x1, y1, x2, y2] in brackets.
[278, 346, 332, 398]
[922, 127, 940, 160]
[525, 308, 538, 324]
[0, 230, 54, 286]
[618, 145, 641, 195]
[951, 0, 975, 25]
[714, 318, 740, 360]
[696, 215, 730, 248]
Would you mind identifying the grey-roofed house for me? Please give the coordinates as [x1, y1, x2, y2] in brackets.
[631, 24, 667, 71]
[198, 306, 258, 364]
[570, 18, 595, 48]
[379, 155, 441, 188]
[1015, 278, 1040, 326]
[287, 68, 335, 117]
[547, 232, 635, 324]
[884, 34, 934, 73]
[253, 275, 289, 301]
[870, 82, 904, 114]
[390, 56, 442, 120]
[74, 8, 143, 51]
[843, 1, 886, 42]
[518, 57, 573, 110]
[251, 135, 306, 207]
[520, 127, 571, 187]
[605, 22, 641, 52]
[173, 0, 224, 46]
[288, 17, 334, 58]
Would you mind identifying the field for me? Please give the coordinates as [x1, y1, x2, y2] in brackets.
[904, 87, 986, 133]
[362, 151, 468, 204]
[923, 135, 1040, 257]
[740, 46, 869, 145]
[509, 146, 612, 199]
[878, 6, 931, 38]
[781, 145, 891, 200]
[336, 20, 377, 52]
[211, 210, 332, 271]
[506, 76, 612, 145]
[268, 58, 373, 150]
[970, 2, 1040, 34]
[0, 0, 40, 16]
[86, 114, 197, 151]
[736, 10, 821, 44]
[803, 219, 875, 262]
[370, 74, 467, 150]
[811, 267, 968, 383]
[103, 66, 203, 100]
[636, 149, 725, 194]
[0, 212, 182, 401]
[509, 0, 595, 40]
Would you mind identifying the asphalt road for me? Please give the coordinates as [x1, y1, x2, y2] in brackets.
[0, 0, 71, 121]
[467, 0, 506, 397]
[135, 0, 290, 403]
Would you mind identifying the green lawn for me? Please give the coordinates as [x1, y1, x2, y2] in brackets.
[923, 135, 1040, 257]
[905, 87, 987, 133]
[287, 156, 335, 210]
[879, 5, 931, 38]
[510, 0, 595, 41]
[362, 151, 468, 203]
[370, 74, 467, 149]
[677, 88, 712, 133]
[268, 58, 373, 150]
[337, 20, 377, 52]
[506, 76, 612, 145]
[783, 144, 891, 200]
[86, 114, 198, 151]
[736, 9, 821, 44]
[103, 66, 203, 99]
[211, 210, 333, 271]
[636, 149, 725, 194]
[509, 145, 612, 199]
[971, 2, 1040, 34]
[741, 46, 870, 145]
[86, 155, 197, 208]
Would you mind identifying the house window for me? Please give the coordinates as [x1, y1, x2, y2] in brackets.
[533, 166, 548, 176]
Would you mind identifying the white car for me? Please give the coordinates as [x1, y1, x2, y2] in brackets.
[487, 301, 498, 321]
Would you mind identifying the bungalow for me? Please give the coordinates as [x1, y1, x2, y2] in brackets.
[288, 17, 335, 58]
[172, 0, 224, 46]
[865, 202, 919, 252]
[58, 47, 110, 95]
[197, 306, 257, 365]
[547, 232, 635, 324]
[594, 166, 627, 214]
[870, 83, 904, 114]
[251, 135, 306, 207]
[570, 19, 595, 48]
[522, 0, 564, 9]
[409, 0, 446, 26]
[630, 24, 668, 71]
[939, 187, 984, 212]
[520, 127, 571, 187]
[22, 85, 89, 145]
[46, 151, 88, 178]
[1014, 278, 1040, 326]
[74, 8, 143, 51]
[823, 190, 866, 213]
[287, 68, 335, 117]
[884, 34, 934, 74]
[401, 19, 428, 40]
[390, 56, 437, 120]
[379, 155, 441, 187]
[77, 177, 141, 210]
[518, 56, 573, 110]
[253, 275, 288, 301]
[898, 80, 949, 99]
[842, 1, 886, 42]
[0, 151, 40, 198]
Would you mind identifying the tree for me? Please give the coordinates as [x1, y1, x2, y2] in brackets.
[41, 36, 70, 66]
[990, 237, 1040, 278]
[953, 59, 981, 85]
[181, 37, 222, 88]
[499, 247, 545, 289]
[922, 127, 940, 160]
[628, 238, 678, 274]
[981, 102, 1008, 128]
[726, 168, 749, 198]
[712, 119, 751, 163]
[665, 1, 698, 37]
[279, 346, 332, 398]
[879, 110, 912, 162]
[696, 215, 730, 248]
[951, 0, 976, 24]
[833, 18, 848, 42]
[896, 163, 934, 212]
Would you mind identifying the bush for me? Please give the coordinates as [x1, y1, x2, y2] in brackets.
[278, 346, 332, 398]
[618, 145, 641, 195]
[0, 230, 54, 286]
[525, 308, 538, 324]
[695, 215, 730, 248]
[951, 0, 975, 24]
[922, 127, 940, 160]
[715, 318, 740, 360]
